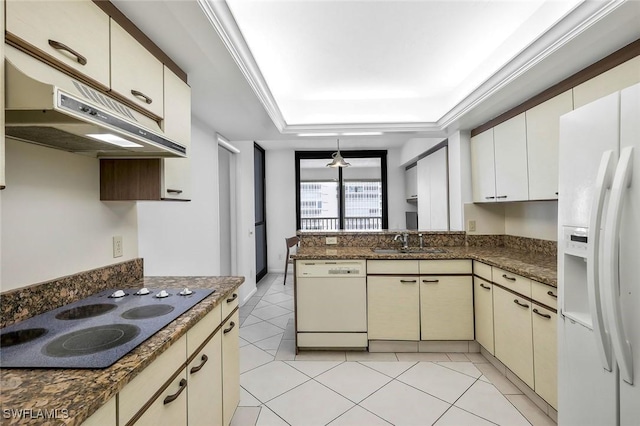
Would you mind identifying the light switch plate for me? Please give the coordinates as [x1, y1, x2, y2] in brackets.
[468, 220, 477, 232]
[113, 236, 123, 258]
[325, 236, 338, 245]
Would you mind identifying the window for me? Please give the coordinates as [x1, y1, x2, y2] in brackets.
[295, 151, 388, 230]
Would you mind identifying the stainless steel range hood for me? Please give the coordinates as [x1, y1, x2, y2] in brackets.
[4, 46, 186, 158]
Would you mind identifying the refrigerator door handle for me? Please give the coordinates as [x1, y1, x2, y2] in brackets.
[603, 146, 634, 385]
[586, 150, 615, 371]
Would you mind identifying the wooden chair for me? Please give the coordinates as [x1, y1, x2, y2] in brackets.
[284, 236, 300, 285]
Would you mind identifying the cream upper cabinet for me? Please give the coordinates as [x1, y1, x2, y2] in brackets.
[474, 276, 494, 354]
[222, 311, 240, 426]
[367, 276, 420, 340]
[493, 113, 529, 202]
[6, 0, 110, 89]
[417, 147, 449, 230]
[573, 55, 640, 109]
[526, 90, 573, 200]
[493, 286, 534, 388]
[405, 164, 418, 200]
[110, 20, 164, 117]
[532, 303, 558, 410]
[420, 275, 473, 340]
[470, 128, 496, 202]
[162, 67, 192, 200]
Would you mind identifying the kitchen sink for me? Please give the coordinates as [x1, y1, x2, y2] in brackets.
[372, 248, 447, 254]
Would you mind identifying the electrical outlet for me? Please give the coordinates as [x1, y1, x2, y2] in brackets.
[326, 236, 338, 245]
[468, 220, 477, 232]
[113, 236, 123, 258]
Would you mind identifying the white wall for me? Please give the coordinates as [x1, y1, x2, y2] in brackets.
[137, 118, 221, 276]
[1, 139, 138, 291]
[505, 201, 558, 241]
[265, 149, 296, 273]
[400, 137, 447, 166]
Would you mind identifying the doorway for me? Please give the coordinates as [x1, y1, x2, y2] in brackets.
[254, 143, 267, 282]
[218, 135, 238, 276]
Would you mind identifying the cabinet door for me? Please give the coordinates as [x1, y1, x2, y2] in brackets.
[188, 331, 223, 426]
[417, 147, 449, 231]
[6, 0, 110, 88]
[134, 370, 188, 426]
[416, 156, 431, 229]
[532, 304, 557, 409]
[573, 55, 640, 108]
[470, 129, 496, 202]
[526, 90, 573, 200]
[162, 67, 191, 200]
[474, 277, 494, 354]
[222, 311, 240, 426]
[110, 20, 164, 117]
[367, 276, 420, 340]
[420, 275, 473, 340]
[83, 397, 116, 426]
[494, 113, 529, 201]
[493, 286, 534, 387]
[405, 165, 417, 200]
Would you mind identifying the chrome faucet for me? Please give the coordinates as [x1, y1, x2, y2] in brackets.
[394, 233, 409, 249]
[419, 233, 424, 249]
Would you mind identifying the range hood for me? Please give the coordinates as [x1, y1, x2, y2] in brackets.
[4, 46, 186, 158]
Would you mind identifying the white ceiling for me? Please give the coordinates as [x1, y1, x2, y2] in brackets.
[112, 0, 640, 148]
[225, 0, 580, 125]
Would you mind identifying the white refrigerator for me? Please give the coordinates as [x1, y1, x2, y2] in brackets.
[558, 82, 640, 425]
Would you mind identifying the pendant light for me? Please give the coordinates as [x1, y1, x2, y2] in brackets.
[326, 139, 351, 168]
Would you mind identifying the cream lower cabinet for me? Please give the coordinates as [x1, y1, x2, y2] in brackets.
[493, 285, 534, 388]
[188, 331, 223, 426]
[473, 276, 494, 354]
[532, 303, 558, 409]
[83, 397, 116, 426]
[367, 275, 420, 340]
[420, 275, 473, 340]
[222, 311, 240, 426]
[135, 370, 188, 425]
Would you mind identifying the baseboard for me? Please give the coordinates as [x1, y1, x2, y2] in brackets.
[240, 286, 257, 307]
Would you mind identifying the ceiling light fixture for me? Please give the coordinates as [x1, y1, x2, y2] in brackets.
[326, 139, 351, 168]
[341, 132, 383, 136]
[85, 133, 143, 148]
[297, 132, 339, 137]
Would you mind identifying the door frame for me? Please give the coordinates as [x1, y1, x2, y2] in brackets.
[254, 142, 268, 282]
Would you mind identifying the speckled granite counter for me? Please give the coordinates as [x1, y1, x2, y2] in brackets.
[292, 246, 557, 287]
[0, 276, 244, 426]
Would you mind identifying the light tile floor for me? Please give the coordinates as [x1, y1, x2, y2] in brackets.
[231, 273, 555, 426]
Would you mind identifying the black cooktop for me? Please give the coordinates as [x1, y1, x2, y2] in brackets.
[0, 287, 214, 369]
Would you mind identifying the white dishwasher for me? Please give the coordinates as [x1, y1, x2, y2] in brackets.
[295, 259, 367, 349]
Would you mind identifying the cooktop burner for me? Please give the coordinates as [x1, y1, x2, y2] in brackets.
[1, 328, 48, 347]
[121, 304, 174, 320]
[44, 324, 140, 357]
[0, 287, 214, 369]
[55, 303, 117, 320]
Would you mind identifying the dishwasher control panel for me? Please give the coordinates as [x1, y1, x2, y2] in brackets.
[297, 260, 366, 278]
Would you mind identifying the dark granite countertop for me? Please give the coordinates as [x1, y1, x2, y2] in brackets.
[0, 276, 244, 426]
[292, 246, 557, 287]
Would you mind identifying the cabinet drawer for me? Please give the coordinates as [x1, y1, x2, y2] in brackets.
[473, 261, 492, 281]
[118, 335, 186, 425]
[6, 0, 110, 88]
[187, 303, 222, 356]
[83, 397, 116, 426]
[132, 368, 188, 426]
[419, 259, 471, 274]
[110, 20, 164, 117]
[222, 291, 239, 320]
[367, 260, 419, 274]
[493, 267, 531, 297]
[531, 281, 557, 309]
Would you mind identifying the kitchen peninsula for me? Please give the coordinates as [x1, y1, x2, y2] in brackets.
[0, 260, 243, 426]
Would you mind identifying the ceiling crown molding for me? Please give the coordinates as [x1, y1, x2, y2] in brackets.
[197, 0, 287, 132]
[199, 0, 630, 137]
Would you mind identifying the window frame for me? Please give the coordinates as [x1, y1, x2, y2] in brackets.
[295, 150, 388, 230]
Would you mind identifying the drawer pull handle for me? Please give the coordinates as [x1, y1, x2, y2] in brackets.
[496, 195, 508, 199]
[190, 354, 209, 374]
[163, 379, 187, 404]
[480, 283, 491, 290]
[224, 321, 236, 334]
[131, 89, 153, 104]
[227, 293, 238, 303]
[400, 279, 417, 283]
[547, 290, 557, 299]
[422, 279, 439, 283]
[48, 40, 87, 65]
[485, 196, 495, 200]
[167, 189, 183, 194]
[513, 299, 529, 308]
[533, 308, 551, 319]
[502, 274, 516, 281]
